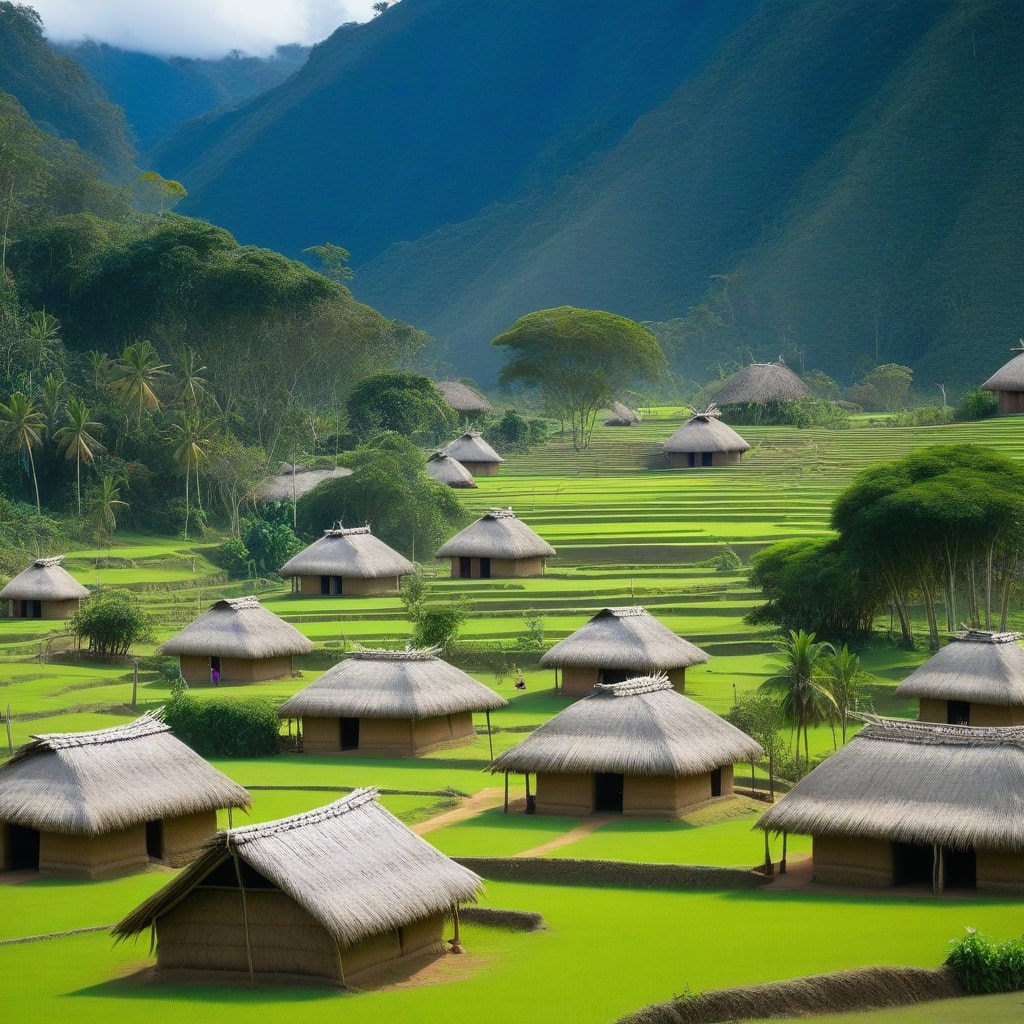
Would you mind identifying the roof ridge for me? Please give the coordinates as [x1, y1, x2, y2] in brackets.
[229, 787, 381, 845]
[28, 711, 168, 751]
[592, 673, 672, 697]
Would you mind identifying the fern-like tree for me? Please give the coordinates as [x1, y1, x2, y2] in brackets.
[759, 629, 836, 774]
[111, 339, 168, 428]
[0, 389, 45, 511]
[170, 411, 213, 540]
[88, 474, 128, 542]
[54, 395, 105, 516]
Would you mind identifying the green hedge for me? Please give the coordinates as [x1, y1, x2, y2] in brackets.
[164, 694, 281, 757]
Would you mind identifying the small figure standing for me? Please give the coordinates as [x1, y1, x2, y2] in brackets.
[210, 666, 220, 687]
[514, 667, 526, 691]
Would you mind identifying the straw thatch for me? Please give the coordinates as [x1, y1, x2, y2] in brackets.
[713, 361, 809, 405]
[981, 346, 1024, 392]
[756, 718, 1024, 852]
[436, 380, 493, 414]
[442, 430, 503, 466]
[436, 507, 555, 559]
[895, 629, 1024, 706]
[158, 596, 314, 659]
[0, 713, 250, 836]
[279, 648, 507, 719]
[0, 557, 89, 601]
[605, 401, 640, 426]
[279, 525, 414, 580]
[425, 451, 478, 488]
[491, 675, 761, 776]
[663, 412, 750, 454]
[113, 788, 483, 948]
[541, 607, 709, 671]
[256, 464, 352, 503]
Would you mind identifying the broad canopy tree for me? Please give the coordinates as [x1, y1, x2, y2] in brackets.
[491, 306, 665, 450]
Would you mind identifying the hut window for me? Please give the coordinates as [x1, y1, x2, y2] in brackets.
[340, 717, 360, 750]
[946, 700, 970, 725]
[146, 820, 164, 860]
[710, 768, 722, 797]
[594, 773, 624, 813]
[4, 824, 40, 870]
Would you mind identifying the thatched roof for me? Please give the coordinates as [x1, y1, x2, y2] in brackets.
[425, 451, 478, 488]
[756, 718, 1024, 852]
[279, 525, 414, 579]
[982, 346, 1024, 392]
[663, 412, 750, 454]
[256, 464, 352, 503]
[442, 430, 503, 465]
[895, 629, 1024, 706]
[0, 557, 89, 601]
[279, 647, 507, 719]
[540, 607, 709, 671]
[490, 674, 761, 776]
[714, 361, 809, 405]
[604, 401, 640, 426]
[436, 380, 493, 414]
[158, 596, 314, 659]
[113, 788, 483, 947]
[435, 507, 555, 559]
[0, 713, 250, 836]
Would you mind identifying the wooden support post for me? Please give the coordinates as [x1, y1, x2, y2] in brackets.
[131, 660, 139, 708]
[932, 844, 943, 897]
[763, 831, 774, 876]
[5, 703, 12, 755]
[448, 904, 465, 954]
[486, 710, 494, 762]
[780, 832, 788, 874]
[503, 770, 509, 814]
[232, 846, 255, 985]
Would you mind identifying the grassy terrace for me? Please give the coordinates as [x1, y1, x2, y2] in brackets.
[3, 412, 1024, 1023]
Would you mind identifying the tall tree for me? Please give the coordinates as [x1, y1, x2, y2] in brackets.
[823, 644, 869, 744]
[54, 395, 105, 516]
[170, 411, 212, 540]
[491, 306, 665, 450]
[87, 473, 128, 542]
[110, 339, 168, 429]
[0, 388, 45, 510]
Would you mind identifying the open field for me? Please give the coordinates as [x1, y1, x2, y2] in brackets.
[3, 413, 1024, 1022]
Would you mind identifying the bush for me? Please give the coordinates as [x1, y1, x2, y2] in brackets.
[955, 388, 999, 422]
[71, 588, 154, 657]
[164, 694, 281, 757]
[887, 405, 954, 426]
[213, 536, 251, 579]
[946, 927, 1024, 994]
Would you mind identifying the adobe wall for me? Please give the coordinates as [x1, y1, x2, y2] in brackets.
[42, 598, 81, 619]
[535, 773, 593, 816]
[491, 556, 545, 578]
[812, 834, 893, 886]
[977, 849, 1024, 895]
[40, 825, 148, 878]
[358, 717, 415, 753]
[411, 712, 476, 754]
[162, 810, 219, 867]
[294, 575, 401, 596]
[916, 697, 1023, 727]
[667, 667, 687, 693]
[998, 391, 1024, 416]
[665, 452, 742, 468]
[460, 461, 500, 477]
[301, 716, 342, 753]
[560, 666, 599, 696]
[178, 654, 294, 684]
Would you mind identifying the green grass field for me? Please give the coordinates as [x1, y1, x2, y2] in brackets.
[3, 413, 1024, 1023]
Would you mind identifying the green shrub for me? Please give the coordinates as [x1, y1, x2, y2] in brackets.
[955, 388, 999, 422]
[888, 405, 954, 426]
[71, 588, 154, 657]
[946, 927, 1024, 994]
[164, 694, 281, 757]
[213, 536, 251, 578]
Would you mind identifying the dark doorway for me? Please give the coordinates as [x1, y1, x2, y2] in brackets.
[947, 700, 970, 725]
[320, 575, 331, 595]
[701, 452, 713, 467]
[340, 717, 360, 750]
[687, 453, 697, 468]
[710, 768, 723, 797]
[480, 558, 492, 579]
[598, 668, 632, 685]
[893, 842, 933, 886]
[594, 773, 624, 813]
[5, 824, 40, 870]
[943, 846, 977, 890]
[459, 557, 472, 579]
[146, 820, 163, 860]
[210, 655, 221, 673]
[20, 600, 42, 619]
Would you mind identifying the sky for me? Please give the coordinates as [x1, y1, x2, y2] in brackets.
[28, 0, 384, 58]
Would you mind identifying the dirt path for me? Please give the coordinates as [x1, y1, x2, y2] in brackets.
[515, 815, 616, 857]
[412, 787, 506, 835]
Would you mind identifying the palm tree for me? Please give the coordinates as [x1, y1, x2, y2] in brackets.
[823, 644, 869, 744]
[0, 390, 45, 511]
[759, 629, 836, 774]
[111, 340, 168, 428]
[20, 310, 63, 383]
[54, 396, 106, 516]
[170, 412, 212, 540]
[88, 474, 128, 543]
[37, 373, 66, 439]
[173, 345, 213, 411]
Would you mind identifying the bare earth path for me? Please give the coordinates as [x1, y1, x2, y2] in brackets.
[516, 815, 616, 857]
[412, 787, 506, 835]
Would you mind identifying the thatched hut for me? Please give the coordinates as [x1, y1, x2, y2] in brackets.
[0, 556, 89, 619]
[663, 407, 750, 468]
[604, 401, 640, 426]
[278, 524, 414, 597]
[895, 629, 1024, 726]
[425, 451, 478, 488]
[442, 430, 503, 477]
[541, 607, 709, 697]
[0, 713, 250, 878]
[981, 343, 1024, 415]
[756, 718, 1024, 895]
[490, 675, 762, 818]
[437, 380, 493, 416]
[279, 647, 507, 755]
[714, 361, 809, 406]
[256, 462, 352, 503]
[112, 788, 484, 986]
[158, 596, 314, 685]
[435, 507, 555, 578]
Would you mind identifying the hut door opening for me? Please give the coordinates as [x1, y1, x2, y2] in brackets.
[710, 768, 723, 797]
[594, 773, 624, 813]
[459, 557, 472, 579]
[893, 842, 933, 886]
[340, 716, 360, 750]
[701, 452, 713, 467]
[480, 558, 492, 579]
[687, 453, 696, 468]
[4, 824, 40, 870]
[332, 576, 343, 595]
[146, 820, 164, 860]
[21, 600, 41, 619]
[942, 846, 977, 890]
[598, 668, 633, 685]
[946, 700, 970, 725]
[320, 575, 331, 594]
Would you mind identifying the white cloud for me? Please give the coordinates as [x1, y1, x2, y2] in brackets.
[30, 0, 381, 58]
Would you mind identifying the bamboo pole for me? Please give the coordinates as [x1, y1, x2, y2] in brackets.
[485, 710, 494, 762]
[503, 770, 509, 814]
[232, 846, 255, 985]
[763, 832, 773, 876]
[780, 831, 788, 874]
[5, 703, 12, 754]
